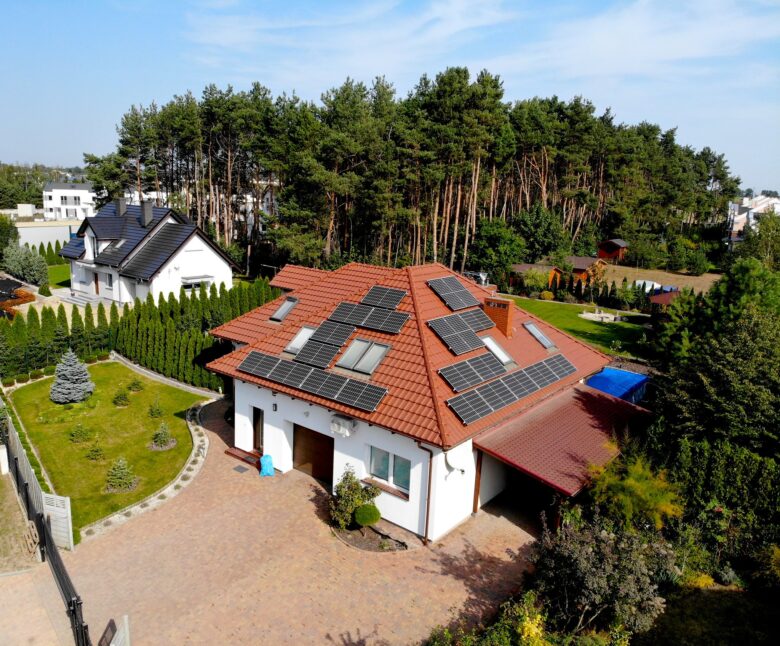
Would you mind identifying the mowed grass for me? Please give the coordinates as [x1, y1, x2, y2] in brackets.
[10, 362, 202, 537]
[511, 297, 648, 358]
[603, 265, 719, 294]
[47, 263, 70, 288]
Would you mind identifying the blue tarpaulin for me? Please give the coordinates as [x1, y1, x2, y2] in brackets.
[259, 454, 274, 477]
[586, 368, 648, 405]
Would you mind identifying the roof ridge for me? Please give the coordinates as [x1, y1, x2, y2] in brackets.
[406, 265, 449, 448]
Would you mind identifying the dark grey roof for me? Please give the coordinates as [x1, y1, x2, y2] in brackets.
[119, 223, 197, 280]
[603, 238, 628, 248]
[85, 217, 124, 240]
[44, 181, 94, 192]
[60, 238, 85, 259]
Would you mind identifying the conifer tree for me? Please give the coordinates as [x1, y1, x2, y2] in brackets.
[25, 307, 44, 369]
[50, 349, 95, 403]
[10, 312, 28, 372]
[567, 273, 575, 294]
[96, 302, 109, 350]
[45, 242, 56, 265]
[184, 331, 196, 384]
[154, 320, 165, 373]
[0, 327, 12, 378]
[168, 293, 180, 327]
[84, 303, 96, 355]
[37, 242, 46, 258]
[164, 319, 176, 377]
[41, 306, 57, 363]
[158, 293, 169, 322]
[56, 303, 69, 337]
[229, 288, 240, 319]
[54, 239, 62, 258]
[238, 283, 249, 314]
[177, 330, 188, 381]
[575, 279, 584, 301]
[70, 306, 85, 356]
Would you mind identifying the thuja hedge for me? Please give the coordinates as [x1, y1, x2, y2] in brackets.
[0, 279, 279, 387]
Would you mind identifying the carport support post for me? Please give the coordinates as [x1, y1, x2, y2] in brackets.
[472, 450, 483, 514]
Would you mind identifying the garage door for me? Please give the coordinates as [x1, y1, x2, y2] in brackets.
[293, 425, 334, 485]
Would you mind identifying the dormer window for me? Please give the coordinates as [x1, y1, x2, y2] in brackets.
[523, 322, 555, 349]
[337, 339, 390, 375]
[270, 297, 298, 322]
[285, 326, 315, 355]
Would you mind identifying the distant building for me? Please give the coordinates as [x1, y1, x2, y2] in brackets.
[598, 239, 628, 262]
[59, 198, 237, 305]
[727, 195, 780, 248]
[43, 181, 96, 220]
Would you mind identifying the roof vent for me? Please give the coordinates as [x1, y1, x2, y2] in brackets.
[113, 197, 127, 217]
[482, 297, 515, 338]
[141, 200, 154, 227]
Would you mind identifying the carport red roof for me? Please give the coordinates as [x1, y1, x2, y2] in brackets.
[208, 263, 610, 449]
[474, 385, 648, 496]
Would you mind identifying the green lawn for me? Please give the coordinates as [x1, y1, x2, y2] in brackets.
[47, 263, 70, 288]
[511, 297, 649, 358]
[10, 362, 202, 538]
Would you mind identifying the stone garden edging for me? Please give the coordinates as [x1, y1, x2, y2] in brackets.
[79, 399, 214, 542]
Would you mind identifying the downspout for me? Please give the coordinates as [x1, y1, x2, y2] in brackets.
[416, 441, 434, 546]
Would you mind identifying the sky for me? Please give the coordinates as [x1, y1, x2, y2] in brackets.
[1, 0, 778, 190]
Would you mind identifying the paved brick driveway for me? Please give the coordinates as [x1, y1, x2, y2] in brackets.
[54, 401, 533, 644]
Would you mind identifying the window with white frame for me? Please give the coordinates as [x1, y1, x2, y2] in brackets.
[284, 326, 316, 354]
[73, 196, 81, 205]
[482, 335, 512, 364]
[369, 446, 411, 492]
[60, 196, 67, 204]
[336, 339, 390, 375]
[106, 273, 113, 289]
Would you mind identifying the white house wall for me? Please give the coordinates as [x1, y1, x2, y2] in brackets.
[233, 379, 432, 537]
[478, 454, 508, 507]
[427, 439, 478, 541]
[150, 235, 232, 300]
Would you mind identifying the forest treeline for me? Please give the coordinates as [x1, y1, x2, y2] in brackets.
[83, 67, 740, 271]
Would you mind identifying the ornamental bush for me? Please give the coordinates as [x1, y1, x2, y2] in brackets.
[29, 369, 43, 379]
[15, 373, 29, 384]
[105, 457, 137, 492]
[50, 350, 94, 404]
[1, 243, 49, 285]
[85, 442, 104, 461]
[354, 503, 381, 530]
[540, 290, 554, 301]
[43, 366, 55, 376]
[128, 377, 144, 392]
[112, 389, 129, 407]
[148, 397, 163, 418]
[1, 377, 14, 387]
[69, 423, 91, 444]
[38, 283, 52, 297]
[152, 422, 173, 448]
[329, 465, 380, 530]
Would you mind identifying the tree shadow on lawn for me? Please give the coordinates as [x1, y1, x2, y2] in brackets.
[417, 538, 534, 637]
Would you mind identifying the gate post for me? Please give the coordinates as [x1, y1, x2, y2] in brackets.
[37, 512, 47, 562]
[23, 481, 32, 520]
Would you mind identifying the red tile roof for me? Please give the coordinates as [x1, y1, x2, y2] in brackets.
[474, 385, 648, 496]
[649, 291, 681, 306]
[270, 265, 329, 292]
[208, 263, 611, 448]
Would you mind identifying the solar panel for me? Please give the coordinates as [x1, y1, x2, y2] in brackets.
[439, 352, 506, 391]
[310, 320, 355, 347]
[428, 276, 480, 310]
[235, 351, 387, 412]
[459, 308, 494, 332]
[361, 286, 406, 310]
[330, 301, 409, 334]
[446, 354, 578, 424]
[428, 314, 485, 355]
[330, 302, 373, 326]
[294, 340, 341, 368]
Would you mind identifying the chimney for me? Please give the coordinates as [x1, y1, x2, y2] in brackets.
[114, 197, 127, 217]
[141, 200, 154, 227]
[482, 296, 515, 338]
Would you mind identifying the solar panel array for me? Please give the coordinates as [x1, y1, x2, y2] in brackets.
[310, 320, 355, 346]
[446, 354, 577, 424]
[293, 340, 341, 368]
[439, 352, 506, 392]
[428, 309, 495, 355]
[239, 350, 387, 412]
[330, 301, 409, 334]
[428, 276, 481, 310]
[361, 286, 407, 310]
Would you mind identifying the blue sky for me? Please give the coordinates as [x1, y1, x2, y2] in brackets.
[1, 0, 778, 190]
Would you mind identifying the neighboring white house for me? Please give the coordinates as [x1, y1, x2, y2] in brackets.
[43, 181, 96, 221]
[59, 198, 237, 305]
[208, 263, 644, 543]
[727, 194, 780, 247]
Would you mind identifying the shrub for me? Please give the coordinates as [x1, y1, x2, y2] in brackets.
[1, 377, 14, 387]
[540, 290, 555, 301]
[128, 377, 144, 392]
[148, 397, 163, 418]
[152, 422, 173, 448]
[716, 563, 740, 586]
[105, 457, 137, 492]
[85, 442, 104, 461]
[50, 349, 95, 404]
[15, 373, 29, 384]
[112, 389, 129, 407]
[329, 465, 380, 530]
[527, 290, 540, 300]
[682, 572, 715, 589]
[43, 366, 55, 376]
[354, 503, 381, 531]
[97, 352, 110, 361]
[562, 293, 578, 304]
[2, 243, 49, 285]
[63, 403, 74, 410]
[687, 249, 710, 276]
[29, 369, 43, 379]
[85, 355, 97, 364]
[755, 544, 780, 588]
[69, 423, 91, 444]
[38, 282, 52, 297]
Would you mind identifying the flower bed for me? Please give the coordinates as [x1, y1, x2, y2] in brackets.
[0, 288, 36, 318]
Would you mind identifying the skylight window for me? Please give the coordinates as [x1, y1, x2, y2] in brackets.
[337, 339, 390, 375]
[285, 326, 316, 355]
[524, 322, 555, 349]
[482, 335, 512, 365]
[270, 297, 298, 322]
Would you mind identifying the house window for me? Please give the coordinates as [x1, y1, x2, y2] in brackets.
[336, 339, 390, 375]
[106, 274, 113, 289]
[60, 196, 67, 204]
[523, 322, 555, 349]
[270, 297, 297, 322]
[46, 195, 52, 201]
[67, 208, 76, 218]
[369, 446, 411, 492]
[285, 326, 315, 354]
[73, 196, 80, 205]
[482, 335, 512, 364]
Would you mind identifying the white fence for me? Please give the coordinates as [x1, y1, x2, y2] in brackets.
[2, 404, 74, 550]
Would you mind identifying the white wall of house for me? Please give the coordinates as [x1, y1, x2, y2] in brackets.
[427, 440, 478, 541]
[15, 221, 79, 248]
[43, 187, 95, 221]
[150, 235, 232, 300]
[233, 380, 433, 537]
[478, 454, 508, 507]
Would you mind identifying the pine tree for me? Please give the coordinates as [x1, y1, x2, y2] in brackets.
[70, 306, 85, 356]
[50, 349, 95, 403]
